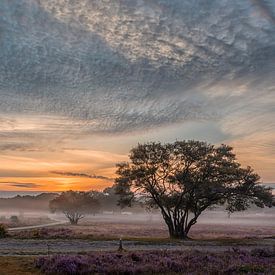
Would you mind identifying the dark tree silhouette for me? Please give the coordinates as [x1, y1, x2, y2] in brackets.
[49, 191, 100, 225]
[115, 141, 273, 239]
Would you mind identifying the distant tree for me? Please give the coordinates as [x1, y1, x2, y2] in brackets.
[88, 186, 142, 213]
[49, 191, 100, 225]
[102, 186, 122, 212]
[115, 141, 273, 239]
[10, 215, 19, 224]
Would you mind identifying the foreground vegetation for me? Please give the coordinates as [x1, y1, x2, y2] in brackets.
[0, 249, 273, 274]
[35, 249, 275, 274]
[1, 249, 274, 274]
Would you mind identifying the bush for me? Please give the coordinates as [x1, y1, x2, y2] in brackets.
[0, 224, 7, 238]
[10, 215, 19, 224]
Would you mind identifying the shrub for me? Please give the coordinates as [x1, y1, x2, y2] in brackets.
[0, 224, 7, 238]
[18, 227, 74, 239]
[10, 215, 19, 224]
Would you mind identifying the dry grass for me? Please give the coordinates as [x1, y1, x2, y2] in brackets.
[50, 221, 275, 240]
[9, 220, 275, 241]
[0, 257, 40, 275]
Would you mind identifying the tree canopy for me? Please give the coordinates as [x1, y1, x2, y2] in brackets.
[115, 141, 273, 239]
[49, 191, 100, 225]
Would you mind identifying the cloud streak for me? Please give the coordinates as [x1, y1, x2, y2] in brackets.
[50, 171, 114, 182]
[0, 182, 42, 188]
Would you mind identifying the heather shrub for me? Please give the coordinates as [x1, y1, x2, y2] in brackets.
[13, 227, 74, 239]
[226, 264, 267, 274]
[0, 224, 7, 238]
[35, 249, 275, 274]
[37, 227, 73, 238]
[250, 248, 274, 258]
[238, 264, 266, 273]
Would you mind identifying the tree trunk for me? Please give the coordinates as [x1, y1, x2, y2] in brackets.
[69, 218, 79, 225]
[162, 212, 197, 239]
[164, 218, 189, 239]
[169, 225, 188, 239]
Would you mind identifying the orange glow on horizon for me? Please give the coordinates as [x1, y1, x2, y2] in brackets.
[0, 177, 114, 192]
[0, 115, 274, 192]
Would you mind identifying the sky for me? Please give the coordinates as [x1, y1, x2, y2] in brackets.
[0, 0, 274, 192]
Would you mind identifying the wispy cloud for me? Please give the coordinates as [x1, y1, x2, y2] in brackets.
[0, 182, 42, 188]
[50, 171, 114, 182]
[0, 143, 36, 152]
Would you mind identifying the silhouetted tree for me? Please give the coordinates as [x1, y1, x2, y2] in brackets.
[89, 186, 143, 213]
[49, 191, 100, 225]
[115, 141, 273, 239]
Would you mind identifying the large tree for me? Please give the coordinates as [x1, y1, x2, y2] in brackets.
[115, 141, 273, 239]
[49, 191, 100, 225]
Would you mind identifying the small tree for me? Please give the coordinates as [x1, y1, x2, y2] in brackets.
[115, 141, 273, 239]
[10, 215, 19, 224]
[49, 191, 100, 225]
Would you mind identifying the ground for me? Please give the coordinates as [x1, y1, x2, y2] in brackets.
[0, 215, 54, 228]
[0, 257, 39, 275]
[0, 210, 274, 273]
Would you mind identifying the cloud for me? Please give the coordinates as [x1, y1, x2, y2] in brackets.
[251, 0, 275, 23]
[0, 0, 274, 134]
[0, 182, 42, 188]
[50, 171, 114, 182]
[0, 143, 36, 152]
[0, 114, 93, 153]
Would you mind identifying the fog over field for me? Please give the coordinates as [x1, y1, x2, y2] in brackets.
[1, 196, 274, 230]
